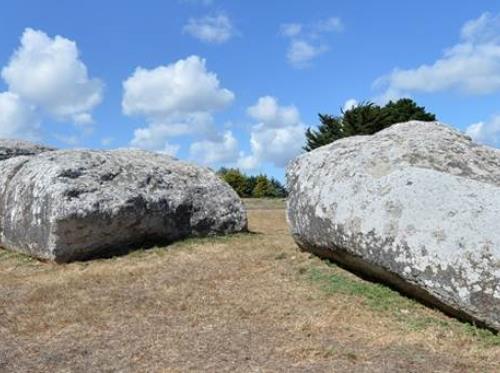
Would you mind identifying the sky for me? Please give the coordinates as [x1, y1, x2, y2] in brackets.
[1, 0, 500, 181]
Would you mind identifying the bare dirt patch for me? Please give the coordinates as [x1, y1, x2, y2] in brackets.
[1, 199, 499, 372]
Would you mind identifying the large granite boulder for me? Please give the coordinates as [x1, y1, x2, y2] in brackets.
[0, 138, 55, 160]
[287, 121, 500, 331]
[0, 149, 247, 262]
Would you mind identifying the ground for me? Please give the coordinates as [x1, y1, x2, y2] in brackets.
[0, 199, 499, 372]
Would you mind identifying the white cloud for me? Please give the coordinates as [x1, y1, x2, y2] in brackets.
[123, 55, 233, 119]
[239, 96, 305, 169]
[129, 123, 183, 156]
[247, 124, 305, 167]
[183, 13, 235, 44]
[123, 55, 235, 158]
[461, 12, 500, 44]
[343, 98, 358, 112]
[280, 23, 303, 37]
[280, 16, 342, 68]
[465, 115, 500, 146]
[1, 28, 103, 124]
[0, 92, 40, 140]
[313, 17, 343, 33]
[247, 95, 300, 127]
[287, 40, 328, 68]
[189, 131, 238, 164]
[237, 153, 259, 170]
[130, 113, 214, 150]
[375, 12, 500, 99]
[160, 142, 181, 157]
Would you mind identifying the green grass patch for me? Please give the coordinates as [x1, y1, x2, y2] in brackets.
[0, 247, 38, 265]
[308, 265, 409, 313]
[242, 198, 286, 210]
[307, 260, 500, 347]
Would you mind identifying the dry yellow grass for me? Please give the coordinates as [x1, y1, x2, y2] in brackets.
[0, 199, 499, 372]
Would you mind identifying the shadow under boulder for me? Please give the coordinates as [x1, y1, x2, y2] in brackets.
[0, 149, 247, 262]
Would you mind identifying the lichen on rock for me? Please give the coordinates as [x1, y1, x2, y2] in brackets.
[287, 121, 500, 331]
[0, 148, 247, 262]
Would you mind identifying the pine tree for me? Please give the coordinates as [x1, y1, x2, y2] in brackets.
[217, 168, 248, 197]
[304, 99, 436, 151]
[216, 168, 287, 198]
[383, 98, 436, 124]
[342, 102, 390, 137]
[304, 114, 342, 151]
[253, 176, 275, 198]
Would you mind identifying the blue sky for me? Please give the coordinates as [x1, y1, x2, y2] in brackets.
[1, 0, 500, 180]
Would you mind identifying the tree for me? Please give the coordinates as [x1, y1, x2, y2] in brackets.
[270, 178, 288, 198]
[253, 176, 275, 198]
[304, 98, 436, 151]
[243, 175, 257, 197]
[304, 114, 343, 151]
[217, 168, 248, 197]
[383, 98, 436, 124]
[216, 168, 287, 198]
[342, 102, 390, 137]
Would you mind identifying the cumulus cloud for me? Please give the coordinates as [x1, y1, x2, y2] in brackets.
[375, 12, 500, 100]
[313, 17, 343, 33]
[123, 56, 233, 119]
[247, 96, 300, 127]
[280, 23, 303, 38]
[280, 16, 343, 68]
[161, 142, 181, 157]
[123, 55, 235, 159]
[130, 113, 214, 150]
[246, 125, 305, 168]
[287, 40, 328, 68]
[183, 13, 235, 44]
[1, 28, 103, 124]
[0, 92, 40, 140]
[239, 96, 305, 169]
[465, 115, 500, 147]
[189, 131, 239, 164]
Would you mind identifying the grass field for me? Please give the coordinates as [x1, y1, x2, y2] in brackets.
[1, 199, 499, 372]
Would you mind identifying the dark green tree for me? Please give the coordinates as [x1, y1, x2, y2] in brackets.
[217, 168, 248, 197]
[217, 168, 287, 198]
[383, 98, 436, 124]
[304, 98, 436, 151]
[243, 175, 258, 197]
[304, 114, 343, 151]
[269, 178, 288, 198]
[253, 176, 275, 198]
[342, 102, 390, 137]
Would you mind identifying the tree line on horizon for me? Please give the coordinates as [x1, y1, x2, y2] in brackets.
[217, 168, 288, 198]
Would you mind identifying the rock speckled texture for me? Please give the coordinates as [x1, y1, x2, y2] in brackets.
[287, 121, 500, 331]
[0, 149, 247, 262]
[0, 139, 55, 160]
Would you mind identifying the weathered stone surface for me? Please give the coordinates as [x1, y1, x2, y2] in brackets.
[0, 149, 247, 262]
[0, 138, 55, 160]
[287, 121, 500, 331]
